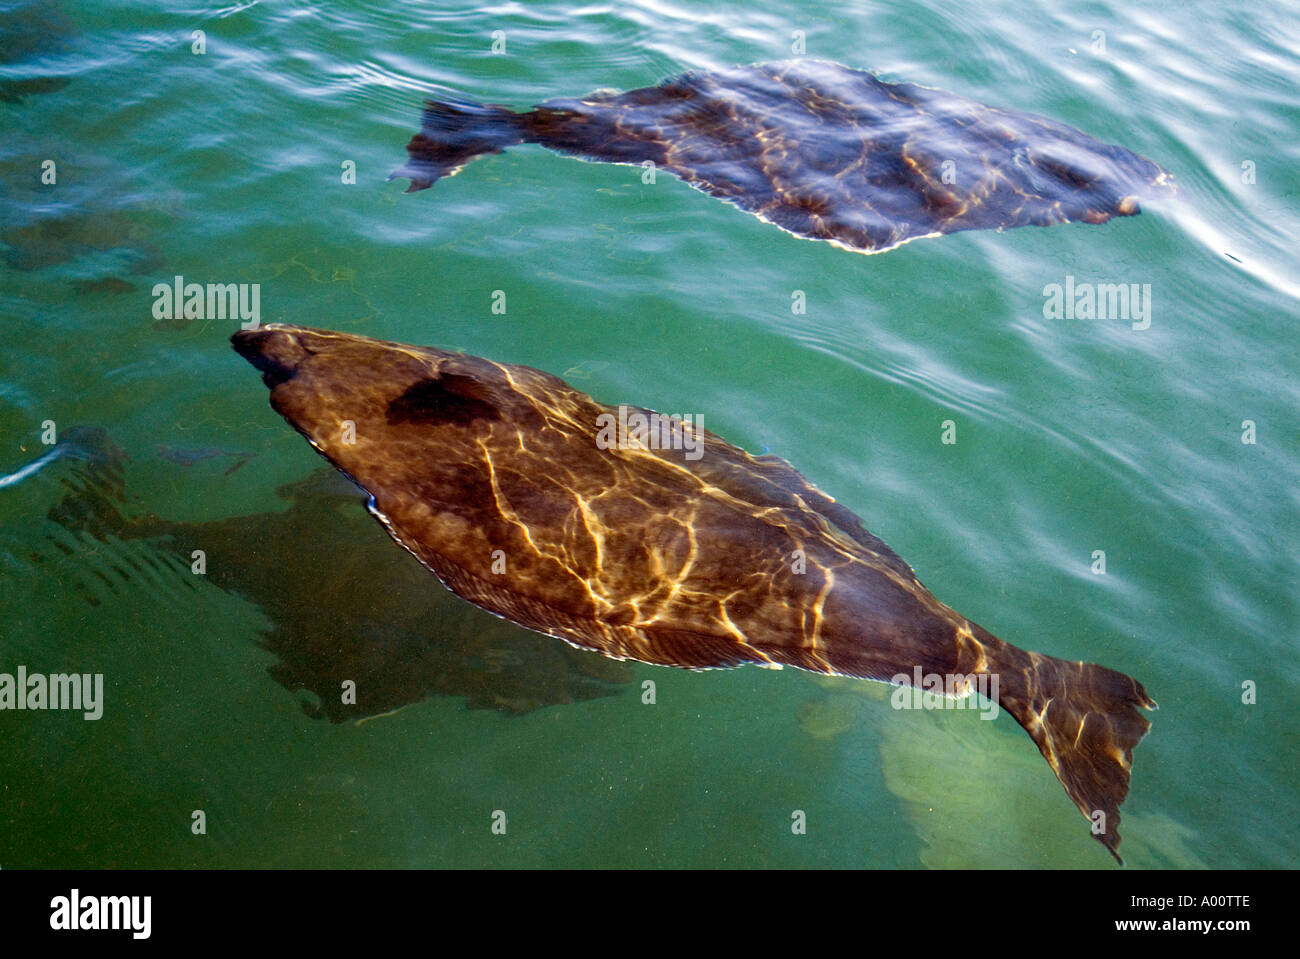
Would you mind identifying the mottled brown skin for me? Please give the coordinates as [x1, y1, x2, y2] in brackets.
[392, 59, 1175, 254]
[233, 324, 1157, 862]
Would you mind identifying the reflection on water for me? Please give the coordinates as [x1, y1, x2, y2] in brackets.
[0, 1, 77, 103]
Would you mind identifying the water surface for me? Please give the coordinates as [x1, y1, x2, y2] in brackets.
[1, 0, 1296, 868]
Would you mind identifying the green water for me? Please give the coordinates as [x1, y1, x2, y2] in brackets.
[1, 0, 1296, 869]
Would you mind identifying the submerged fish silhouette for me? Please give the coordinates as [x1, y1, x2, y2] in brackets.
[155, 444, 254, 475]
[232, 324, 1157, 862]
[36, 449, 630, 717]
[392, 59, 1174, 255]
[124, 470, 633, 719]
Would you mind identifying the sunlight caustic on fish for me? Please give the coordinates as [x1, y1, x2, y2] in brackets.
[391, 59, 1175, 255]
[232, 323, 1157, 862]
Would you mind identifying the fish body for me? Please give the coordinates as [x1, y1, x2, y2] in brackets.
[393, 59, 1174, 254]
[232, 324, 1155, 861]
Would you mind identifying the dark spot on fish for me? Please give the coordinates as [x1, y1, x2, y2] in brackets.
[386, 375, 501, 427]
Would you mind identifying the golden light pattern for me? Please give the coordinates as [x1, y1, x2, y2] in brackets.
[234, 324, 1157, 862]
[394, 59, 1175, 255]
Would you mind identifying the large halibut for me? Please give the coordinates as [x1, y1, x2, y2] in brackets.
[392, 59, 1175, 255]
[233, 323, 1157, 861]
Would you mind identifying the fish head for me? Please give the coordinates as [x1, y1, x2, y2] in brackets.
[231, 324, 557, 573]
[1008, 132, 1177, 223]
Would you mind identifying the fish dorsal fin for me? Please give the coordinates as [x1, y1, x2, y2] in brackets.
[733, 449, 922, 585]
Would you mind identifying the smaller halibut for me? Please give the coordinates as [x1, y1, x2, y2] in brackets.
[233, 324, 1156, 862]
[392, 59, 1175, 255]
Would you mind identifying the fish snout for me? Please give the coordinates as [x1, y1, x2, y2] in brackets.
[232, 325, 313, 388]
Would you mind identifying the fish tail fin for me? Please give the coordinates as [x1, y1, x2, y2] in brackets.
[988, 638, 1157, 863]
[390, 98, 525, 191]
